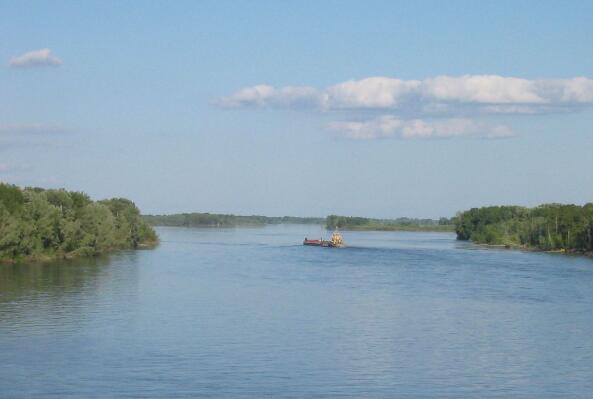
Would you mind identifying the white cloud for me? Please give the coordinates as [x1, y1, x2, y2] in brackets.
[8, 48, 62, 68]
[215, 85, 323, 108]
[539, 77, 593, 103]
[421, 75, 544, 104]
[219, 75, 593, 114]
[327, 116, 404, 140]
[327, 116, 514, 140]
[218, 74, 593, 141]
[0, 163, 9, 173]
[326, 77, 420, 109]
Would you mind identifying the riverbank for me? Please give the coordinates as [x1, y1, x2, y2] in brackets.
[455, 204, 593, 258]
[0, 240, 160, 265]
[473, 241, 593, 259]
[0, 183, 159, 264]
[325, 215, 454, 232]
[144, 213, 454, 232]
[143, 213, 324, 228]
[331, 224, 455, 232]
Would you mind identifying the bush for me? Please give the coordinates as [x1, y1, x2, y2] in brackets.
[0, 184, 158, 262]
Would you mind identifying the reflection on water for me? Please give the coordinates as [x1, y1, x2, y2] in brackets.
[1, 225, 593, 398]
[0, 252, 143, 336]
[0, 256, 111, 304]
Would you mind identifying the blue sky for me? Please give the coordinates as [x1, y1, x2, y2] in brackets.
[1, 0, 593, 218]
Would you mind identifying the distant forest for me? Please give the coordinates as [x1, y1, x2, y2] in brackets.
[144, 212, 454, 232]
[325, 215, 454, 231]
[455, 204, 593, 254]
[143, 213, 324, 227]
[0, 183, 158, 263]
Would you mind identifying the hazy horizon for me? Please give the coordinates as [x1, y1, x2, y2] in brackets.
[2, 1, 593, 219]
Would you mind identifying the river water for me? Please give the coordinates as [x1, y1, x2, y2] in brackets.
[1, 225, 593, 398]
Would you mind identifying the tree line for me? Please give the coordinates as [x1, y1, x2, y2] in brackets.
[0, 183, 158, 262]
[455, 203, 593, 253]
[143, 213, 324, 227]
[325, 215, 455, 231]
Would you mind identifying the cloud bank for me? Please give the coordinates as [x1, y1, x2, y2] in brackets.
[327, 116, 513, 140]
[219, 75, 593, 112]
[8, 48, 62, 68]
[217, 75, 593, 140]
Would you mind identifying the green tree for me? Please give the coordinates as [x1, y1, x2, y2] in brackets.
[0, 184, 158, 262]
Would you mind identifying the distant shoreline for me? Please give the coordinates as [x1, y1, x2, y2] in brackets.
[151, 223, 454, 232]
[329, 225, 455, 232]
[143, 213, 325, 228]
[145, 213, 454, 232]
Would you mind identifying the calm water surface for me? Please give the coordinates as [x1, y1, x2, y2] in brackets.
[1, 225, 593, 398]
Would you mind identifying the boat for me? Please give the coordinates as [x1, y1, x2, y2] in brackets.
[303, 229, 345, 248]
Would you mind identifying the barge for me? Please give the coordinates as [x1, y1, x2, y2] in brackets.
[303, 230, 345, 248]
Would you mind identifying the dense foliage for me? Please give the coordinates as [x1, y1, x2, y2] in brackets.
[143, 213, 324, 227]
[455, 204, 593, 253]
[0, 183, 158, 262]
[326, 215, 454, 232]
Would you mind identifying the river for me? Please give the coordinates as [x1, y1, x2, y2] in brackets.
[1, 225, 592, 398]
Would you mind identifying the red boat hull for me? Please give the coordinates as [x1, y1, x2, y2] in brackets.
[303, 239, 322, 246]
